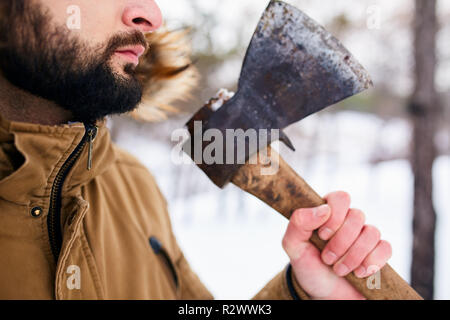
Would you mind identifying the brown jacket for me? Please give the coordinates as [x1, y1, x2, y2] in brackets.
[0, 114, 308, 300]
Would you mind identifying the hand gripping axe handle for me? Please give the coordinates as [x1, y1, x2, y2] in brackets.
[232, 146, 422, 300]
[184, 1, 422, 300]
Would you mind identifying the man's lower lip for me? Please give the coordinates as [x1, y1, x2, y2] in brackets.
[114, 51, 139, 65]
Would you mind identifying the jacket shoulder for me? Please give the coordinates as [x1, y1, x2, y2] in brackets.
[112, 144, 151, 171]
[110, 144, 168, 205]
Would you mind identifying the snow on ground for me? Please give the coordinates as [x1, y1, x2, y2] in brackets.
[116, 111, 450, 299]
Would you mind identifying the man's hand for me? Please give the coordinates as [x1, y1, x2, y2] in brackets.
[282, 191, 392, 300]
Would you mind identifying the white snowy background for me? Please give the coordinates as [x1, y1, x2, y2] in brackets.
[113, 0, 450, 299]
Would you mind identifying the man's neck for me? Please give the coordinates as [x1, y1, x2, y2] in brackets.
[0, 75, 73, 126]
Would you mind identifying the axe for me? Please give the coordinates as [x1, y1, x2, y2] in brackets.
[183, 0, 422, 300]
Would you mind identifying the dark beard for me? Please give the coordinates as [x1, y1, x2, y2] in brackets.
[0, 1, 147, 124]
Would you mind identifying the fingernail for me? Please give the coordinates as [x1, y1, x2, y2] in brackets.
[335, 264, 350, 277]
[366, 265, 380, 276]
[354, 266, 366, 278]
[319, 227, 333, 240]
[315, 204, 330, 218]
[322, 250, 337, 265]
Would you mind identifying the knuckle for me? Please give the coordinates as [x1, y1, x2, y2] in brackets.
[348, 208, 365, 225]
[298, 208, 312, 216]
[326, 237, 346, 256]
[336, 190, 351, 204]
[293, 208, 308, 220]
[291, 210, 303, 226]
[293, 207, 319, 228]
[379, 240, 393, 259]
[281, 235, 290, 251]
[318, 225, 335, 240]
[291, 209, 301, 219]
[342, 254, 359, 269]
[326, 190, 351, 205]
[364, 225, 381, 242]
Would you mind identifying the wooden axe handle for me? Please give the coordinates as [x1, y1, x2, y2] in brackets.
[231, 146, 422, 300]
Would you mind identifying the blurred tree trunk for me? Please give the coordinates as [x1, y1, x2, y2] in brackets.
[408, 0, 439, 300]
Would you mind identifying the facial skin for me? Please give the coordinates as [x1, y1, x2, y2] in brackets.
[0, 0, 163, 124]
[40, 0, 162, 76]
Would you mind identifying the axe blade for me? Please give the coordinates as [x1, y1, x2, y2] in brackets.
[184, 0, 373, 188]
[235, 0, 373, 130]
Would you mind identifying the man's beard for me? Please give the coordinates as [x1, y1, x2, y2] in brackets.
[0, 1, 147, 124]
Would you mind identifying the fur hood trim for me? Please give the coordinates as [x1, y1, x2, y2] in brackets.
[133, 28, 199, 122]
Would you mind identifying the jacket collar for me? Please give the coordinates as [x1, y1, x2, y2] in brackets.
[0, 113, 116, 205]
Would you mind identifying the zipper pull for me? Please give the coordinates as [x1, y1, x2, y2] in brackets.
[86, 125, 98, 171]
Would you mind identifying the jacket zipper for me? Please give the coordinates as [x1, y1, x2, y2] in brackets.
[47, 123, 98, 262]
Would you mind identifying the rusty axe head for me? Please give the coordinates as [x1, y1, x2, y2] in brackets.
[183, 0, 373, 188]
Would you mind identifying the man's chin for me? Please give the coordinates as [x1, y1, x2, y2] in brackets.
[110, 58, 137, 76]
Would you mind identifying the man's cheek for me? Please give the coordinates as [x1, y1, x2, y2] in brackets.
[66, 5, 81, 30]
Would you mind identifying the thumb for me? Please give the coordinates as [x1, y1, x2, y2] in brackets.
[283, 204, 331, 259]
[292, 204, 331, 238]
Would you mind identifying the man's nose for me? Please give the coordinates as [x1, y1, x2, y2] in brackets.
[122, 1, 163, 33]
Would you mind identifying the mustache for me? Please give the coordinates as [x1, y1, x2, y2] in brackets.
[103, 31, 149, 59]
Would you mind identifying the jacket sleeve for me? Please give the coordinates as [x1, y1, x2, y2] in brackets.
[175, 250, 215, 300]
[252, 264, 310, 300]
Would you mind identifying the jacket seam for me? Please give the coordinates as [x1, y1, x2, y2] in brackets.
[80, 223, 106, 299]
[54, 199, 88, 299]
[55, 220, 80, 299]
[114, 160, 149, 172]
